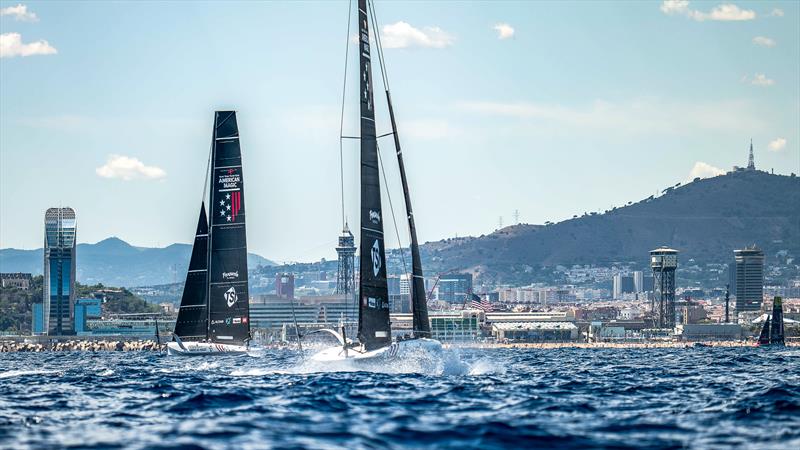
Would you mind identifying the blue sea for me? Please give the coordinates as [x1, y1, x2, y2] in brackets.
[1, 347, 798, 449]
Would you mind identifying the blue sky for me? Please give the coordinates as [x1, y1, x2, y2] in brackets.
[1, 1, 798, 262]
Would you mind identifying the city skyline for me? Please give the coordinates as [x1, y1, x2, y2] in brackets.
[1, 1, 798, 263]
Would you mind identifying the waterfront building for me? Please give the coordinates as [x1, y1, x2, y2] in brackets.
[436, 273, 473, 303]
[0, 273, 32, 290]
[74, 298, 103, 333]
[734, 245, 764, 314]
[390, 310, 482, 342]
[43, 207, 77, 335]
[249, 294, 358, 338]
[492, 322, 578, 342]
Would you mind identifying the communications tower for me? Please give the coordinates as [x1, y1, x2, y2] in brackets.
[650, 247, 678, 329]
[335, 223, 356, 295]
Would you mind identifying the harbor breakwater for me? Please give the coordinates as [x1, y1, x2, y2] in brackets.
[0, 339, 161, 352]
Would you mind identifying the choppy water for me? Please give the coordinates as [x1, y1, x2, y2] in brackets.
[1, 347, 799, 449]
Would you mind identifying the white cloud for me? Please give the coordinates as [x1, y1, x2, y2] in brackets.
[493, 23, 514, 40]
[752, 36, 776, 47]
[0, 3, 38, 21]
[750, 73, 775, 86]
[660, 0, 690, 15]
[96, 155, 166, 181]
[768, 138, 786, 151]
[0, 32, 56, 58]
[380, 21, 454, 49]
[660, 1, 756, 21]
[770, 8, 784, 17]
[689, 162, 725, 180]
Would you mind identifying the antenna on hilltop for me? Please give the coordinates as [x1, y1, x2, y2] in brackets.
[747, 138, 755, 171]
[498, 216, 503, 230]
[513, 209, 520, 225]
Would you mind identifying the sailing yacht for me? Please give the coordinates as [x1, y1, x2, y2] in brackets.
[757, 296, 785, 347]
[168, 111, 251, 356]
[311, 0, 442, 362]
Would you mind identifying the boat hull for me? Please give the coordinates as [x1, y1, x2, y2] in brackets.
[166, 341, 248, 356]
[310, 338, 442, 363]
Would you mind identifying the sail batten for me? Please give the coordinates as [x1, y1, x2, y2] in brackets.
[357, 0, 391, 351]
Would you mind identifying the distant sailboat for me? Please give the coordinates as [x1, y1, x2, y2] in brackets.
[311, 0, 441, 362]
[757, 297, 785, 347]
[168, 111, 251, 356]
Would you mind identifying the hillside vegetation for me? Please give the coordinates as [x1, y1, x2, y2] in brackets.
[421, 171, 800, 283]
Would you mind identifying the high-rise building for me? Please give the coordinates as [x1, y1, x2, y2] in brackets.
[612, 274, 636, 299]
[650, 247, 678, 329]
[275, 273, 295, 299]
[43, 207, 77, 335]
[436, 273, 473, 303]
[387, 273, 411, 313]
[633, 271, 644, 293]
[734, 245, 764, 314]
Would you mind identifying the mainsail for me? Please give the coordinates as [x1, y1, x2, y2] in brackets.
[173, 204, 209, 341]
[207, 111, 250, 345]
[769, 297, 785, 346]
[357, 0, 391, 351]
[757, 316, 771, 346]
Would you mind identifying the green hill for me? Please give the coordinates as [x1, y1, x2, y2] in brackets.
[421, 171, 800, 283]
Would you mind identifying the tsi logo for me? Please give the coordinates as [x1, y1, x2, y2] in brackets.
[224, 287, 238, 307]
[369, 210, 381, 224]
[371, 240, 381, 276]
[222, 271, 239, 280]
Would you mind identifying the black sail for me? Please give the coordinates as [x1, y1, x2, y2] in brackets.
[173, 203, 209, 341]
[207, 111, 250, 345]
[757, 317, 771, 346]
[386, 92, 431, 339]
[357, 0, 391, 351]
[769, 297, 785, 346]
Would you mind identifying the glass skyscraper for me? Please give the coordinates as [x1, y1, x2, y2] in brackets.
[43, 207, 77, 335]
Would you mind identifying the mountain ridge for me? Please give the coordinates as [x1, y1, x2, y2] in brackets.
[419, 170, 800, 283]
[0, 237, 275, 287]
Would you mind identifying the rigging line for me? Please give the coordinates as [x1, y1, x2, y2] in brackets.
[338, 0, 353, 231]
[368, 0, 390, 90]
[376, 142, 409, 279]
[201, 131, 213, 206]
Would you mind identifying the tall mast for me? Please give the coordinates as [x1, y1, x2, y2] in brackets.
[357, 0, 391, 350]
[385, 92, 431, 338]
[206, 111, 250, 345]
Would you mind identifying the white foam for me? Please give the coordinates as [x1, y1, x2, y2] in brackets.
[98, 369, 114, 376]
[467, 358, 506, 376]
[0, 369, 61, 379]
[230, 368, 289, 376]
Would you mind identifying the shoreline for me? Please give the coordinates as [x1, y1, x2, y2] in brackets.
[1, 338, 797, 352]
